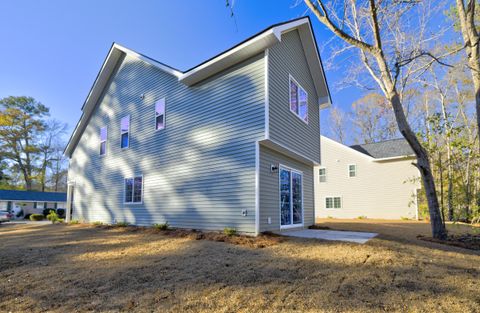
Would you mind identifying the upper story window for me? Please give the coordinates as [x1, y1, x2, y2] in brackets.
[124, 176, 143, 204]
[120, 115, 130, 149]
[289, 75, 308, 123]
[155, 99, 165, 131]
[99, 127, 107, 156]
[319, 167, 326, 182]
[349, 164, 357, 177]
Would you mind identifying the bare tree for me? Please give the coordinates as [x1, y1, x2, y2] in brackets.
[328, 106, 348, 143]
[455, 0, 480, 151]
[304, 0, 447, 238]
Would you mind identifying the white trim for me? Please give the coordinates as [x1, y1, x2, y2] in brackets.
[348, 164, 357, 178]
[279, 165, 304, 230]
[154, 98, 166, 131]
[123, 175, 144, 205]
[288, 74, 309, 124]
[120, 115, 130, 149]
[264, 49, 270, 140]
[321, 136, 375, 161]
[113, 43, 182, 78]
[254, 141, 260, 235]
[373, 155, 416, 162]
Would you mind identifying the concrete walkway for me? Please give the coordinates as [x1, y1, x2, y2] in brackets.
[281, 229, 378, 244]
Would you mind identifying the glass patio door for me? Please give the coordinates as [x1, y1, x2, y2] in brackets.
[280, 166, 303, 228]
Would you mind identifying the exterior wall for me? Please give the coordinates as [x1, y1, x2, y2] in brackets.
[68, 53, 265, 233]
[268, 29, 321, 163]
[259, 145, 314, 232]
[315, 137, 421, 220]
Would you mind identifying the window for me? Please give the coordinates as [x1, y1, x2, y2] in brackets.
[289, 76, 308, 123]
[349, 164, 357, 177]
[100, 127, 107, 155]
[155, 99, 165, 130]
[124, 176, 143, 204]
[319, 167, 326, 182]
[326, 197, 342, 209]
[120, 116, 130, 149]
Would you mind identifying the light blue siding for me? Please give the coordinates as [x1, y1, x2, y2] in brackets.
[268, 29, 321, 163]
[68, 53, 265, 233]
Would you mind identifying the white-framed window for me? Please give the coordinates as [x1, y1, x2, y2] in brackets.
[319, 167, 326, 182]
[349, 164, 357, 177]
[326, 197, 342, 209]
[120, 115, 130, 149]
[100, 126, 107, 156]
[289, 75, 308, 123]
[124, 176, 143, 204]
[155, 98, 165, 131]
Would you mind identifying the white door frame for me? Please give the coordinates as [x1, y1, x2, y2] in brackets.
[279, 164, 304, 230]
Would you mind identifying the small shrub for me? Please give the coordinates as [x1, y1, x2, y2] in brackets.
[357, 215, 367, 220]
[115, 221, 129, 227]
[400, 216, 410, 221]
[92, 221, 104, 226]
[29, 214, 44, 221]
[153, 222, 169, 231]
[69, 219, 80, 225]
[327, 216, 334, 219]
[46, 210, 63, 224]
[223, 227, 237, 237]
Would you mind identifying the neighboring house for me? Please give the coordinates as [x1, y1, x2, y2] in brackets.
[64, 17, 331, 234]
[0, 189, 67, 218]
[314, 136, 421, 220]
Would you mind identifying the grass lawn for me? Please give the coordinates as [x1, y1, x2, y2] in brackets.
[1, 221, 479, 313]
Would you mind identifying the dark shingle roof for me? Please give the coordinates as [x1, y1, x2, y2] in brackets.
[0, 189, 67, 202]
[350, 138, 415, 159]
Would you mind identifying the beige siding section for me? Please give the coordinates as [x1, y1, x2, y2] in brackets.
[268, 30, 320, 163]
[315, 137, 421, 219]
[259, 145, 315, 232]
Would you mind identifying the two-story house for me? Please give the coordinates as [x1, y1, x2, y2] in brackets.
[64, 17, 331, 234]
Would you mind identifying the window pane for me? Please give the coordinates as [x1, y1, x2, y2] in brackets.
[349, 165, 356, 177]
[326, 198, 333, 209]
[100, 127, 107, 141]
[133, 177, 142, 203]
[298, 88, 308, 121]
[121, 133, 129, 148]
[156, 115, 164, 130]
[280, 169, 291, 226]
[100, 142, 106, 155]
[121, 116, 130, 133]
[290, 80, 298, 114]
[125, 179, 133, 203]
[155, 99, 165, 115]
[292, 172, 302, 224]
[334, 197, 341, 208]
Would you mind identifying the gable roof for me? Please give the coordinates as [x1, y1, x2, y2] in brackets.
[64, 17, 331, 157]
[350, 138, 415, 159]
[0, 189, 67, 202]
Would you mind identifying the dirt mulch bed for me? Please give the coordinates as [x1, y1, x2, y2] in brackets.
[91, 224, 285, 248]
[417, 233, 480, 250]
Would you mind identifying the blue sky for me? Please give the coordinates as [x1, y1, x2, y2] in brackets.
[0, 0, 360, 138]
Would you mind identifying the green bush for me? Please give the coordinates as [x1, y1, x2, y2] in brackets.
[69, 219, 80, 225]
[153, 222, 169, 231]
[114, 221, 129, 227]
[92, 221, 104, 226]
[46, 210, 63, 224]
[400, 216, 410, 221]
[29, 214, 44, 221]
[223, 227, 237, 236]
[357, 215, 367, 220]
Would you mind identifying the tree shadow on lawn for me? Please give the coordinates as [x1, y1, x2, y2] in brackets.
[0, 224, 479, 312]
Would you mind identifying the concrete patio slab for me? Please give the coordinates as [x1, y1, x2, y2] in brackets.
[281, 229, 378, 244]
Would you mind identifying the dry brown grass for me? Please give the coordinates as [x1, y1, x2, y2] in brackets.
[1, 222, 479, 313]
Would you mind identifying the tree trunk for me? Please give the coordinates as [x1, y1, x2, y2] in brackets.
[389, 93, 447, 239]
